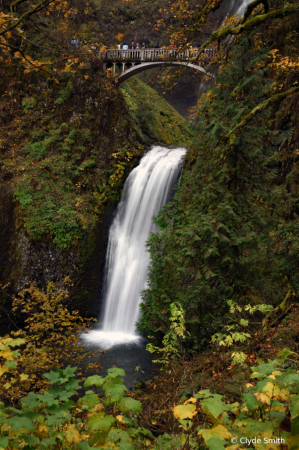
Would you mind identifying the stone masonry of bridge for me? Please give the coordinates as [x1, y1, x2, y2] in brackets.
[100, 47, 216, 82]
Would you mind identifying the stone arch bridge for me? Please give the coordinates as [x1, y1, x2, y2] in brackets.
[100, 48, 216, 83]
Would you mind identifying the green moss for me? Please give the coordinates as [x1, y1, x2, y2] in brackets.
[1, 73, 142, 251]
[120, 77, 193, 146]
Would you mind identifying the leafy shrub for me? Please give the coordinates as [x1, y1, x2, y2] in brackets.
[22, 97, 37, 112]
[14, 188, 33, 209]
[211, 299, 274, 366]
[0, 343, 298, 449]
[169, 349, 299, 449]
[146, 302, 188, 365]
[0, 338, 149, 450]
[0, 282, 98, 405]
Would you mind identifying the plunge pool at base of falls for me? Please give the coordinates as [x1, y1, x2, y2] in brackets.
[81, 328, 153, 388]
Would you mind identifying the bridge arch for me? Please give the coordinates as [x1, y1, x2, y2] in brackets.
[114, 61, 209, 83]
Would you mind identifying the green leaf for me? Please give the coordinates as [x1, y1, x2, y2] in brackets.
[84, 375, 104, 388]
[108, 429, 130, 442]
[197, 389, 212, 397]
[43, 370, 61, 385]
[117, 442, 135, 450]
[242, 393, 259, 412]
[105, 384, 128, 402]
[39, 438, 57, 448]
[105, 375, 125, 386]
[21, 392, 43, 408]
[251, 364, 276, 377]
[57, 390, 75, 402]
[107, 367, 125, 377]
[290, 395, 299, 419]
[4, 361, 17, 369]
[44, 415, 65, 427]
[63, 366, 77, 379]
[201, 398, 224, 418]
[78, 441, 95, 450]
[19, 432, 39, 445]
[206, 437, 227, 450]
[39, 391, 59, 407]
[80, 393, 100, 409]
[88, 431, 106, 447]
[8, 416, 34, 432]
[64, 378, 80, 391]
[89, 415, 115, 433]
[0, 437, 9, 448]
[281, 374, 299, 386]
[119, 397, 142, 414]
[292, 415, 299, 435]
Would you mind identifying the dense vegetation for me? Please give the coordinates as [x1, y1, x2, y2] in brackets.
[120, 78, 192, 145]
[138, 0, 299, 349]
[0, 287, 299, 449]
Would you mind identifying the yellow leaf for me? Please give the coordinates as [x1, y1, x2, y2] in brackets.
[269, 371, 281, 379]
[173, 404, 197, 420]
[226, 445, 247, 450]
[94, 403, 104, 412]
[65, 428, 81, 444]
[38, 423, 48, 434]
[0, 366, 8, 377]
[262, 382, 280, 399]
[277, 389, 289, 403]
[20, 374, 29, 381]
[198, 424, 232, 442]
[287, 435, 299, 449]
[184, 397, 197, 405]
[0, 350, 13, 360]
[246, 383, 253, 388]
[253, 392, 270, 405]
[116, 415, 125, 424]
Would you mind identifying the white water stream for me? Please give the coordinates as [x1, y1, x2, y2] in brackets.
[83, 146, 186, 347]
[224, 0, 253, 16]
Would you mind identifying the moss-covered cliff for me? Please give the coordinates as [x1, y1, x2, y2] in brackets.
[120, 77, 193, 145]
[0, 49, 193, 321]
[0, 63, 144, 317]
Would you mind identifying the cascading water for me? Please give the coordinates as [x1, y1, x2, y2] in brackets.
[224, 0, 252, 16]
[83, 146, 186, 347]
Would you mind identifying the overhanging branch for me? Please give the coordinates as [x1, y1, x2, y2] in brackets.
[226, 86, 299, 139]
[198, 3, 298, 55]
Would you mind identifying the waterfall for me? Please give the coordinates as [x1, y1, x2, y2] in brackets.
[236, 0, 252, 15]
[219, 0, 252, 19]
[83, 146, 186, 347]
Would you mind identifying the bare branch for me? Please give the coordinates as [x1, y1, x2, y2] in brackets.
[0, 0, 56, 37]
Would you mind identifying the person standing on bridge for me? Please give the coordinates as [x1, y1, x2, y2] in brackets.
[130, 42, 135, 49]
[122, 42, 128, 58]
[116, 42, 121, 50]
[141, 42, 146, 49]
[135, 42, 140, 49]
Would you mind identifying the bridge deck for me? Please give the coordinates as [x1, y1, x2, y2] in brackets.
[100, 47, 216, 62]
[99, 47, 216, 81]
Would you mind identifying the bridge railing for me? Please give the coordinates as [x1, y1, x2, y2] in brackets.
[100, 47, 216, 61]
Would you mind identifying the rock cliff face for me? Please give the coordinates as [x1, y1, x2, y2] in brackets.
[0, 65, 144, 320]
[0, 54, 190, 321]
